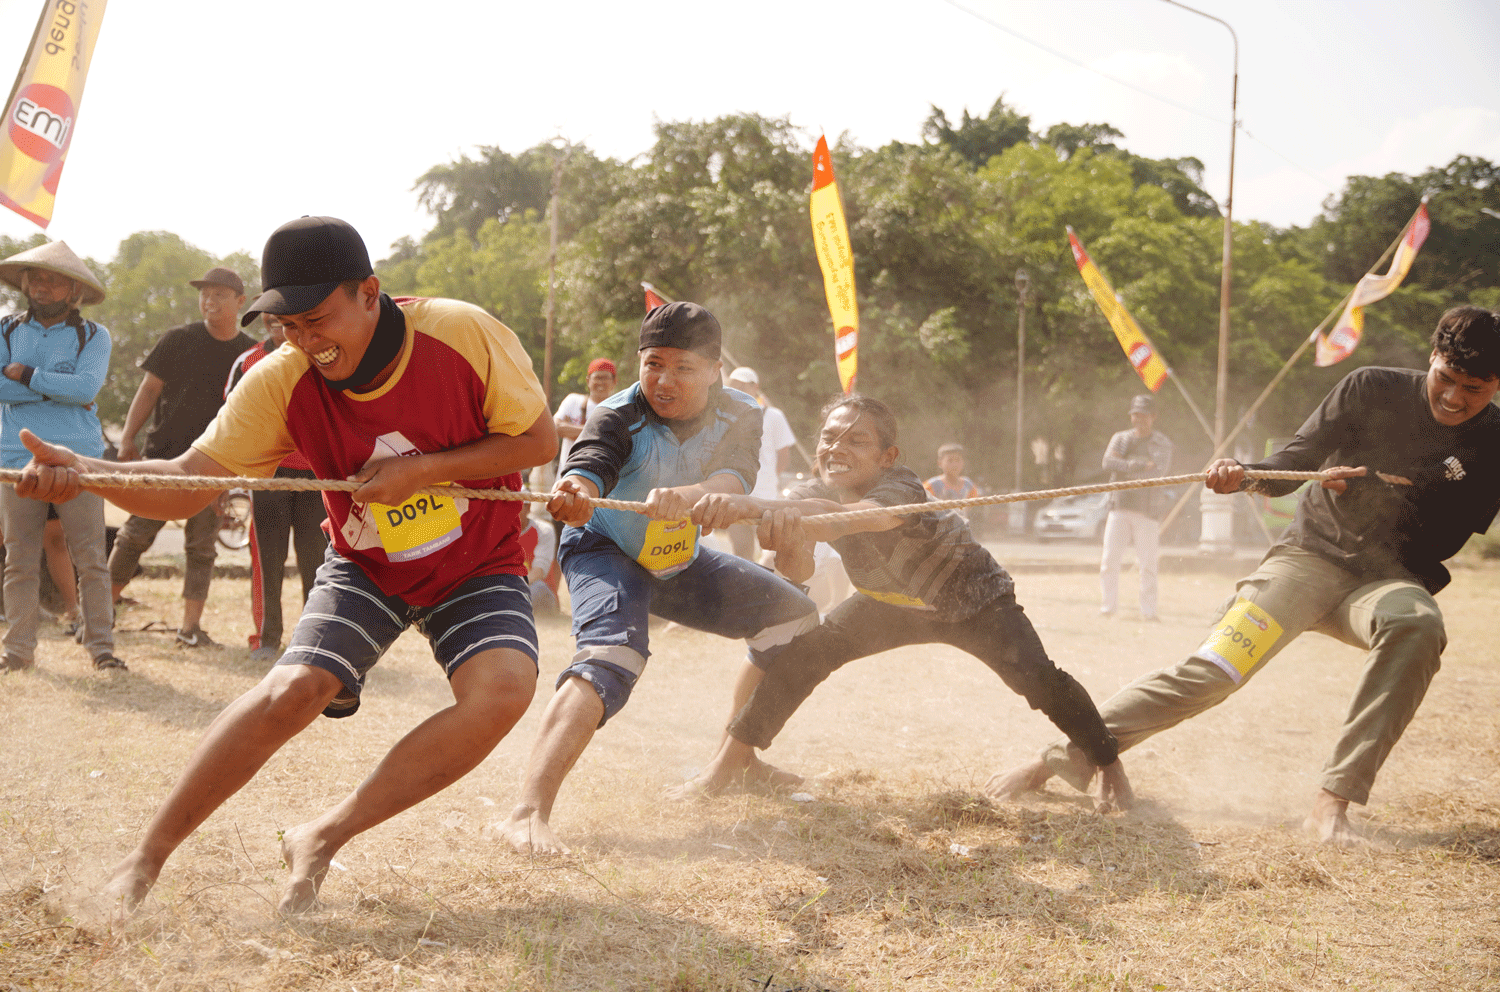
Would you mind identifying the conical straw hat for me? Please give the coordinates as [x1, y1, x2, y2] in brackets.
[0, 240, 105, 306]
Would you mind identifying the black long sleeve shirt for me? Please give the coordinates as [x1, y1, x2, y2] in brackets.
[1242, 366, 1500, 593]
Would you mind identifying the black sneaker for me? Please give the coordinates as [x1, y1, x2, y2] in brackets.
[92, 653, 128, 671]
[175, 627, 217, 648]
[2, 653, 34, 672]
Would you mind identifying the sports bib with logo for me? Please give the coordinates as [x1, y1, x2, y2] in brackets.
[636, 518, 698, 577]
[1195, 597, 1284, 683]
[373, 486, 463, 562]
[854, 585, 934, 610]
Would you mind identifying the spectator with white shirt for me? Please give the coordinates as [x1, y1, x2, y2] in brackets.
[553, 358, 617, 471]
[725, 366, 795, 559]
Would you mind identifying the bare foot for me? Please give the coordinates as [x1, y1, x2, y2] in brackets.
[665, 749, 802, 801]
[491, 806, 570, 856]
[99, 850, 160, 915]
[1092, 759, 1134, 813]
[1304, 788, 1365, 848]
[984, 758, 1052, 801]
[277, 823, 338, 914]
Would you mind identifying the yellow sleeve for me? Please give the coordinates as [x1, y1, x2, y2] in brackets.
[403, 299, 547, 436]
[191, 348, 301, 477]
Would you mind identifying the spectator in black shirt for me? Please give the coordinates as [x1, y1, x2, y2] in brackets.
[109, 267, 254, 646]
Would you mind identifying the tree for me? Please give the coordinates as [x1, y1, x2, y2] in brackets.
[921, 96, 1032, 169]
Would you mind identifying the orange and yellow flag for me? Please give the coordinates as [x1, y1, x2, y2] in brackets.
[810, 136, 857, 394]
[0, 0, 109, 228]
[1066, 227, 1168, 392]
[1312, 200, 1431, 367]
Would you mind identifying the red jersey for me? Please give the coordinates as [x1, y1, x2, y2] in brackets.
[195, 297, 547, 606]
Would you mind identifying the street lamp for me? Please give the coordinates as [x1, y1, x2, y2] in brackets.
[1012, 269, 1030, 534]
[1162, 0, 1237, 448]
[1162, 0, 1238, 554]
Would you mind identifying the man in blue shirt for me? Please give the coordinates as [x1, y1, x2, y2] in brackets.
[494, 302, 819, 856]
[0, 241, 122, 671]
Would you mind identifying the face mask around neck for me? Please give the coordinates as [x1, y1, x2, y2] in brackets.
[29, 299, 71, 320]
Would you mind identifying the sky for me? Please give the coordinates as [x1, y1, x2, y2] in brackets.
[1, 0, 1497, 268]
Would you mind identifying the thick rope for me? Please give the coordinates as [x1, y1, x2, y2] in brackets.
[0, 467, 1328, 523]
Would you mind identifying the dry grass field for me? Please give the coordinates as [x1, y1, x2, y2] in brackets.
[2, 559, 1498, 990]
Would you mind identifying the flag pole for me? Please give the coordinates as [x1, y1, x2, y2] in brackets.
[1166, 368, 1212, 438]
[1164, 367, 1275, 543]
[1156, 207, 1422, 535]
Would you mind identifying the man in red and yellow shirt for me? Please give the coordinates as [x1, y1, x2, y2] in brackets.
[17, 216, 557, 914]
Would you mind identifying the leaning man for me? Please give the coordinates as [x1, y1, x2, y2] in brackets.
[990, 306, 1500, 846]
[0, 241, 123, 671]
[17, 216, 557, 913]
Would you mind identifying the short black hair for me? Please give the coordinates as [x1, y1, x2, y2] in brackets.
[1431, 306, 1500, 381]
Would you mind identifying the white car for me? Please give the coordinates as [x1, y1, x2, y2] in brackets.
[1032, 492, 1111, 541]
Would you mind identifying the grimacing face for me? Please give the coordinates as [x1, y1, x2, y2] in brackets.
[816, 407, 898, 497]
[1425, 350, 1500, 427]
[637, 347, 720, 421]
[276, 277, 382, 382]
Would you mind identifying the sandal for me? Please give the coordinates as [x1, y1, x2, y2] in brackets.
[92, 653, 128, 671]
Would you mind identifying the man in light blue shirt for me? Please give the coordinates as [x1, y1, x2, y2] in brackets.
[0, 240, 122, 671]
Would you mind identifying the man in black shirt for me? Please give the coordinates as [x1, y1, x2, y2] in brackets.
[990, 306, 1500, 846]
[109, 267, 255, 646]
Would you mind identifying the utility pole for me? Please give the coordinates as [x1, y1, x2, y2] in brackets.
[1011, 269, 1030, 535]
[1162, 0, 1238, 553]
[544, 138, 573, 407]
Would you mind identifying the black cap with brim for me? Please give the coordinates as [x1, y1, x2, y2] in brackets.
[242, 215, 373, 326]
[243, 282, 342, 322]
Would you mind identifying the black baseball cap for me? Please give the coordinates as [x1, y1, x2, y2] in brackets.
[241, 216, 374, 326]
[638, 301, 721, 359]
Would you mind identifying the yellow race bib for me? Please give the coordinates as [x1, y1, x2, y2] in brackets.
[854, 585, 934, 610]
[636, 518, 698, 577]
[1195, 597, 1283, 683]
[373, 486, 463, 562]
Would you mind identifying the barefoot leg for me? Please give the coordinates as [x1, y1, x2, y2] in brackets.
[275, 650, 535, 914]
[100, 666, 339, 913]
[664, 735, 799, 801]
[984, 757, 1053, 801]
[493, 677, 603, 857]
[1304, 788, 1365, 848]
[722, 661, 764, 749]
